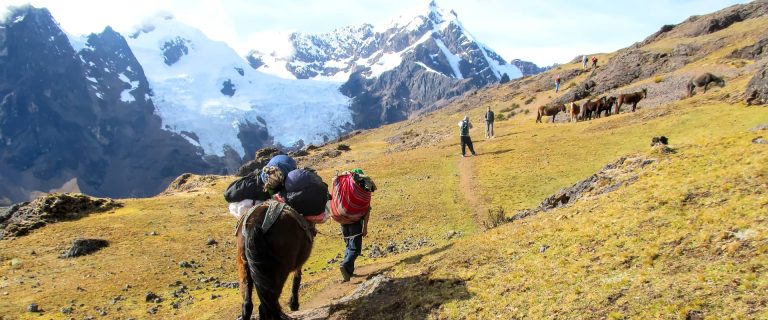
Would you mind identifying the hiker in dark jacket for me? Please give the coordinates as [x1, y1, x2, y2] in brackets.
[591, 56, 598, 69]
[458, 116, 477, 156]
[485, 106, 495, 139]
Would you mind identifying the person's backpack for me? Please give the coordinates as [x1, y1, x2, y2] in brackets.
[283, 168, 329, 217]
[460, 120, 470, 136]
[330, 171, 373, 224]
[224, 173, 270, 203]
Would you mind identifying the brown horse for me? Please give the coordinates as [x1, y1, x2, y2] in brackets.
[569, 102, 581, 123]
[536, 104, 567, 123]
[236, 201, 315, 320]
[687, 72, 725, 97]
[597, 96, 616, 118]
[581, 97, 605, 120]
[616, 88, 647, 113]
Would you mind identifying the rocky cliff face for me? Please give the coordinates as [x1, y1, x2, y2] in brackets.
[0, 6, 216, 203]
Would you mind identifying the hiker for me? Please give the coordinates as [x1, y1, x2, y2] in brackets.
[582, 55, 588, 69]
[331, 169, 376, 282]
[458, 116, 477, 156]
[555, 75, 561, 93]
[485, 106, 495, 139]
[591, 56, 598, 69]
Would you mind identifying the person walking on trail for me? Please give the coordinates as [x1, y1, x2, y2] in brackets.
[555, 75, 561, 93]
[591, 56, 598, 69]
[458, 115, 477, 156]
[582, 55, 588, 69]
[485, 106, 495, 139]
[333, 169, 376, 282]
[339, 207, 369, 282]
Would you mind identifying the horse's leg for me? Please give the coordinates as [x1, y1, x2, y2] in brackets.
[632, 102, 638, 112]
[237, 238, 254, 320]
[289, 270, 302, 311]
[703, 83, 709, 93]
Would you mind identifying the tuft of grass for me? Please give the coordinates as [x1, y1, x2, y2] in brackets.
[654, 76, 664, 83]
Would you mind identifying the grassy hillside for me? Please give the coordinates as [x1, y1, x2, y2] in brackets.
[2, 2, 768, 319]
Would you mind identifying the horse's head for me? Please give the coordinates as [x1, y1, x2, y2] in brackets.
[641, 88, 648, 97]
[559, 104, 567, 112]
[606, 96, 616, 107]
[717, 78, 726, 87]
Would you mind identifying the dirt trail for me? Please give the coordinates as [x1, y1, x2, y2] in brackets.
[458, 155, 488, 230]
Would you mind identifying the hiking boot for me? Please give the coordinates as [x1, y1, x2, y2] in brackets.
[339, 266, 351, 282]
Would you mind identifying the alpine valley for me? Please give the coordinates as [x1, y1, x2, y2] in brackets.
[0, 1, 530, 204]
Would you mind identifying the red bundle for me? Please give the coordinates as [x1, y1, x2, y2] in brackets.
[330, 173, 371, 224]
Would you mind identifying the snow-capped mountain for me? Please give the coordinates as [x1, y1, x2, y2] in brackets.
[126, 14, 353, 158]
[248, 1, 522, 127]
[251, 1, 521, 82]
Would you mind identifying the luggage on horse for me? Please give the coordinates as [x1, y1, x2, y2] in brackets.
[260, 155, 297, 192]
[284, 168, 329, 218]
[224, 173, 270, 203]
[330, 171, 374, 224]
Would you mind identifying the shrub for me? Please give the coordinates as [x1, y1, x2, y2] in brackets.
[496, 113, 507, 121]
[337, 144, 351, 151]
[654, 76, 664, 83]
[524, 96, 536, 105]
[483, 207, 507, 229]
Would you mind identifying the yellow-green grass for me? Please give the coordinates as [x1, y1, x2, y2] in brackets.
[381, 130, 768, 319]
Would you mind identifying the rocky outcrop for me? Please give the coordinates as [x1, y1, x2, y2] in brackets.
[511, 59, 552, 76]
[0, 193, 120, 239]
[0, 6, 219, 203]
[511, 156, 657, 221]
[745, 63, 768, 105]
[730, 37, 768, 60]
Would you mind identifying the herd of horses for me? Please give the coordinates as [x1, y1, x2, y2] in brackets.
[536, 72, 725, 123]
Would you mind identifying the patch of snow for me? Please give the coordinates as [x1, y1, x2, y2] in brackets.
[118, 73, 131, 83]
[12, 15, 24, 24]
[86, 76, 97, 83]
[415, 62, 443, 76]
[120, 89, 135, 103]
[433, 37, 463, 79]
[95, 92, 103, 99]
[66, 32, 87, 52]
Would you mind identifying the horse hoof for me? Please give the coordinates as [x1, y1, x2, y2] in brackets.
[289, 302, 299, 311]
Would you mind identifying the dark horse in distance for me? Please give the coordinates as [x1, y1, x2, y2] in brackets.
[236, 201, 315, 320]
[687, 72, 725, 97]
[616, 88, 647, 113]
[536, 104, 567, 123]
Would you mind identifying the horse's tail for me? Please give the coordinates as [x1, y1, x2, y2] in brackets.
[244, 223, 287, 319]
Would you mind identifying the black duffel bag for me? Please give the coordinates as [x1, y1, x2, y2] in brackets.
[224, 173, 270, 203]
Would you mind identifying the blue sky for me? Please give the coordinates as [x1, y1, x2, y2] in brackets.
[3, 0, 750, 65]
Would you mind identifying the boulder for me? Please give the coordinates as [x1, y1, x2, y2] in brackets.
[61, 238, 109, 258]
[745, 64, 768, 105]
